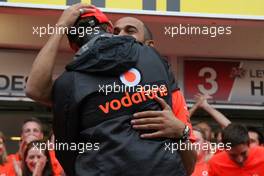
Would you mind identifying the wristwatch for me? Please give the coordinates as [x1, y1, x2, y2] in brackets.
[177, 125, 190, 142]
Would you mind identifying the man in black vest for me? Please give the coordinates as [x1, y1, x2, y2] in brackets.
[26, 3, 196, 175]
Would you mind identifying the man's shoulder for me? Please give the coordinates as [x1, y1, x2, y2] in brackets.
[208, 150, 236, 175]
[7, 153, 20, 161]
[248, 146, 264, 161]
[52, 72, 75, 100]
[54, 71, 75, 86]
[209, 150, 229, 165]
[252, 146, 264, 153]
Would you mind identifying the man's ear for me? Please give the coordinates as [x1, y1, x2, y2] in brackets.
[144, 40, 155, 47]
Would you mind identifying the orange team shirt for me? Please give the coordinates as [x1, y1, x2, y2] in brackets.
[49, 150, 64, 175]
[0, 158, 16, 176]
[172, 90, 195, 142]
[7, 151, 63, 176]
[208, 146, 264, 176]
[192, 161, 209, 176]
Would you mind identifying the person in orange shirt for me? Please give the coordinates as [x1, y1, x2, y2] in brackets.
[208, 124, 264, 176]
[7, 118, 64, 175]
[46, 133, 63, 175]
[191, 127, 213, 176]
[189, 93, 231, 142]
[22, 140, 61, 176]
[247, 126, 264, 148]
[0, 131, 16, 176]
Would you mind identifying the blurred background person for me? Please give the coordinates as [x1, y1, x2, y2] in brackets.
[0, 131, 15, 175]
[194, 122, 212, 142]
[190, 93, 233, 176]
[22, 140, 55, 176]
[213, 128, 223, 144]
[8, 118, 44, 163]
[189, 93, 231, 142]
[191, 127, 212, 176]
[208, 124, 264, 176]
[247, 126, 264, 148]
[7, 118, 63, 176]
[190, 93, 264, 149]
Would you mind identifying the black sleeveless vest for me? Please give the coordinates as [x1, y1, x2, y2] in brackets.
[52, 36, 185, 176]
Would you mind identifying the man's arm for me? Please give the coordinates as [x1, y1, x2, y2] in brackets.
[170, 91, 197, 175]
[190, 94, 231, 128]
[189, 99, 200, 118]
[189, 93, 209, 117]
[132, 95, 196, 175]
[26, 33, 64, 106]
[26, 3, 94, 106]
[171, 91, 196, 141]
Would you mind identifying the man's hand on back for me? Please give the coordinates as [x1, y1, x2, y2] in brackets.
[131, 96, 185, 139]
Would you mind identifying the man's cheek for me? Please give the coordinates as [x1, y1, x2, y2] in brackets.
[25, 135, 39, 143]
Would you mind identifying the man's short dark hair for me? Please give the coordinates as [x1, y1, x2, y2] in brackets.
[247, 126, 264, 145]
[22, 117, 44, 133]
[143, 23, 153, 41]
[222, 124, 249, 147]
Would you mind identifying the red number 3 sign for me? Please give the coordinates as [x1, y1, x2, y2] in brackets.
[184, 60, 240, 101]
[198, 67, 218, 95]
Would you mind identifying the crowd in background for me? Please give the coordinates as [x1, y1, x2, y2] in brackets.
[0, 118, 64, 176]
[190, 94, 264, 176]
[0, 93, 263, 176]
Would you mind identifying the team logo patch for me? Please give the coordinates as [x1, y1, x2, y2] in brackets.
[120, 68, 141, 86]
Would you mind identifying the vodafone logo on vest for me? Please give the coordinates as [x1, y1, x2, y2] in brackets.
[120, 68, 141, 86]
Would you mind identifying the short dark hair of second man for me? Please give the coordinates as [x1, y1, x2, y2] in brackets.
[222, 124, 249, 148]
